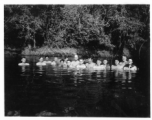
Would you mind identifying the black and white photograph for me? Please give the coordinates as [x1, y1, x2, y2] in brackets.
[3, 1, 150, 117]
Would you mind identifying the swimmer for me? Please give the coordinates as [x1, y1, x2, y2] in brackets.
[119, 55, 128, 67]
[36, 57, 46, 66]
[43, 56, 52, 64]
[59, 59, 67, 67]
[76, 59, 86, 69]
[124, 59, 137, 71]
[96, 60, 102, 66]
[18, 57, 29, 66]
[51, 57, 58, 66]
[66, 60, 71, 67]
[63, 58, 69, 67]
[71, 54, 79, 68]
[103, 60, 110, 70]
[93, 60, 105, 70]
[86, 58, 95, 68]
[111, 60, 123, 70]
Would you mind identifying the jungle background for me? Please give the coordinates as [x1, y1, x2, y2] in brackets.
[4, 5, 150, 71]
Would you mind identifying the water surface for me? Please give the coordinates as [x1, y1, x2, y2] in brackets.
[5, 56, 150, 117]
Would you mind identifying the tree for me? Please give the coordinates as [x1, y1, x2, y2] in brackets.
[4, 5, 149, 58]
[4, 5, 44, 48]
[108, 5, 148, 56]
[59, 5, 114, 50]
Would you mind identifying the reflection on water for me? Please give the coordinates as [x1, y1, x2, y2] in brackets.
[5, 56, 150, 117]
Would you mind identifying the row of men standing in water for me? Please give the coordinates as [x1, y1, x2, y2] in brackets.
[18, 55, 137, 71]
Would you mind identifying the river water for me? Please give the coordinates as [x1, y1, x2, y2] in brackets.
[4, 55, 150, 117]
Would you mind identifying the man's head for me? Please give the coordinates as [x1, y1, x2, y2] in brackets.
[39, 57, 43, 62]
[54, 57, 58, 61]
[97, 60, 101, 66]
[74, 54, 78, 61]
[122, 55, 127, 62]
[88, 58, 93, 64]
[128, 59, 133, 65]
[67, 61, 71, 66]
[60, 59, 64, 64]
[115, 60, 119, 66]
[103, 60, 108, 65]
[21, 58, 26, 63]
[45, 56, 49, 61]
[79, 59, 84, 65]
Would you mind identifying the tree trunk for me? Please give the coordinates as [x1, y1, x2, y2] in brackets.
[119, 34, 125, 56]
[139, 41, 146, 59]
[46, 17, 50, 45]
[119, 42, 124, 56]
[33, 33, 36, 48]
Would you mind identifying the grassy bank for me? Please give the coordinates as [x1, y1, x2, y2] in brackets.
[22, 47, 77, 56]
[21, 46, 113, 57]
[4, 45, 132, 58]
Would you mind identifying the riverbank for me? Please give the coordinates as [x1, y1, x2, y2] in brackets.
[5, 46, 133, 59]
[20, 46, 113, 57]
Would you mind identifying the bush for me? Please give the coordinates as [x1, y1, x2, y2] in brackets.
[22, 46, 78, 56]
[97, 50, 112, 57]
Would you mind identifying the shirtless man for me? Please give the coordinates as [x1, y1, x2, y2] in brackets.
[43, 56, 52, 64]
[70, 54, 80, 68]
[76, 59, 86, 69]
[93, 60, 105, 70]
[119, 55, 128, 67]
[18, 57, 29, 66]
[36, 57, 46, 66]
[103, 60, 110, 70]
[51, 57, 58, 66]
[112, 59, 123, 70]
[86, 58, 95, 69]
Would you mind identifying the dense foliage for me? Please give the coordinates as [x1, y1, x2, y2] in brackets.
[4, 5, 150, 56]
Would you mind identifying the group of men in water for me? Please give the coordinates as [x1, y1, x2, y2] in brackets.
[18, 54, 137, 71]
